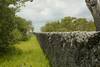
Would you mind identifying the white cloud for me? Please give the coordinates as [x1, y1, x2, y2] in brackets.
[16, 0, 93, 32]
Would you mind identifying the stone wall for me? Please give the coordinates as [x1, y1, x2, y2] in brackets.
[35, 32, 100, 67]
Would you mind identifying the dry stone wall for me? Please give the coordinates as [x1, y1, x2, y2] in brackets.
[35, 32, 100, 67]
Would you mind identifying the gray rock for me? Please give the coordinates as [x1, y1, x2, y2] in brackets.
[35, 32, 100, 67]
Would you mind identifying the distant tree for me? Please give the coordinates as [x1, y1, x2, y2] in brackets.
[41, 17, 96, 32]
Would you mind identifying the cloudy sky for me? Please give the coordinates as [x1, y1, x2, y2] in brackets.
[16, 0, 93, 32]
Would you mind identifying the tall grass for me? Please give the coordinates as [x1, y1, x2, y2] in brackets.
[0, 35, 50, 67]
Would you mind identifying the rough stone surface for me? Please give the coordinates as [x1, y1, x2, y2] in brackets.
[35, 32, 100, 67]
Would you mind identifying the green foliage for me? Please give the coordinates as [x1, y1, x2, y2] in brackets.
[15, 16, 33, 41]
[41, 17, 96, 32]
[0, 1, 16, 47]
[11, 29, 23, 42]
[0, 0, 33, 48]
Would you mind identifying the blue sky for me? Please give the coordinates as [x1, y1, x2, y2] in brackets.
[16, 0, 93, 32]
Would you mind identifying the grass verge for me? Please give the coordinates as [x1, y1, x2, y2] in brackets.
[0, 35, 50, 67]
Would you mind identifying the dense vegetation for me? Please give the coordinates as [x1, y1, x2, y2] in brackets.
[15, 16, 33, 41]
[0, 1, 50, 67]
[0, 35, 50, 67]
[41, 17, 96, 32]
[0, 0, 33, 48]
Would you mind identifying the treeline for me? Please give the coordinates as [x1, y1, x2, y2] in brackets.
[0, 0, 33, 48]
[41, 17, 96, 32]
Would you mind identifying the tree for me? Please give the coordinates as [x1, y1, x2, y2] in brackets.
[41, 17, 96, 32]
[0, 0, 33, 48]
[15, 16, 33, 41]
[85, 0, 100, 31]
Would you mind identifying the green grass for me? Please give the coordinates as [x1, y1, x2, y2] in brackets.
[0, 35, 50, 67]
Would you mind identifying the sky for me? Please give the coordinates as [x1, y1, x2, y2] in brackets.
[16, 0, 94, 32]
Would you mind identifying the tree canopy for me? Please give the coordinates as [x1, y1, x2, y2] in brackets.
[0, 0, 33, 48]
[15, 16, 33, 41]
[41, 17, 96, 32]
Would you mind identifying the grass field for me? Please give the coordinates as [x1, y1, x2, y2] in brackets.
[0, 35, 50, 67]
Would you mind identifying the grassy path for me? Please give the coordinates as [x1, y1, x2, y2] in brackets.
[0, 35, 50, 67]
